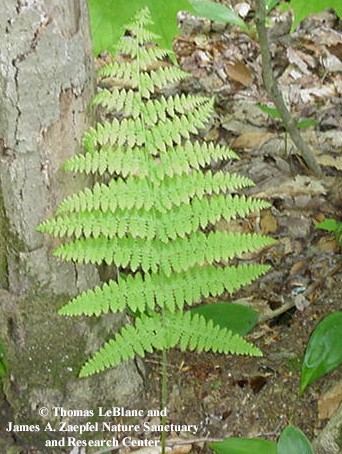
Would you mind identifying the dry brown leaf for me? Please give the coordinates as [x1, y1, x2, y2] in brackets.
[290, 260, 308, 276]
[314, 213, 326, 223]
[335, 76, 342, 95]
[216, 219, 247, 233]
[231, 131, 273, 150]
[262, 176, 327, 198]
[315, 236, 339, 253]
[260, 213, 278, 234]
[328, 43, 342, 61]
[287, 47, 311, 75]
[282, 237, 294, 255]
[310, 27, 342, 47]
[204, 126, 220, 141]
[316, 154, 342, 171]
[234, 2, 250, 18]
[300, 84, 336, 103]
[293, 293, 310, 311]
[318, 380, 342, 420]
[169, 445, 192, 454]
[225, 60, 254, 86]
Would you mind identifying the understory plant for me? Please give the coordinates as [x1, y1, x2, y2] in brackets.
[316, 218, 342, 246]
[38, 7, 274, 442]
[210, 424, 314, 454]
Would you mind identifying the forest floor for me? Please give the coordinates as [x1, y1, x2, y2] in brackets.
[1, 3, 342, 454]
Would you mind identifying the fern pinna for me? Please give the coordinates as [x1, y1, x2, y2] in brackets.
[38, 8, 274, 377]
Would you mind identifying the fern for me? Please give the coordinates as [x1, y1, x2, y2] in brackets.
[38, 8, 275, 377]
[39, 195, 269, 241]
[79, 311, 263, 378]
[63, 141, 239, 177]
[59, 264, 270, 317]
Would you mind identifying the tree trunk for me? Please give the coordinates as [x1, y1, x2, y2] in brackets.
[0, 0, 143, 449]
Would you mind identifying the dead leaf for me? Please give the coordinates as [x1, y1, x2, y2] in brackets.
[234, 2, 250, 18]
[290, 260, 308, 276]
[293, 293, 310, 311]
[225, 61, 254, 86]
[300, 84, 336, 103]
[287, 47, 311, 75]
[314, 213, 326, 223]
[261, 176, 327, 198]
[318, 380, 342, 420]
[260, 213, 278, 234]
[315, 236, 339, 253]
[282, 237, 294, 255]
[322, 51, 342, 72]
[216, 219, 247, 233]
[328, 43, 342, 61]
[231, 131, 273, 150]
[316, 154, 342, 171]
[169, 445, 192, 454]
[204, 126, 220, 141]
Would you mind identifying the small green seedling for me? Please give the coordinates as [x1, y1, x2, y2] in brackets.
[316, 218, 342, 246]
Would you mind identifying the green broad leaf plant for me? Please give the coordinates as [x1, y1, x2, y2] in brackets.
[38, 8, 274, 380]
[281, 0, 342, 32]
[277, 425, 313, 454]
[300, 311, 342, 394]
[190, 0, 280, 38]
[88, 0, 194, 55]
[210, 437, 277, 454]
[210, 424, 313, 454]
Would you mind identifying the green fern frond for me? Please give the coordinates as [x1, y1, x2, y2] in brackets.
[93, 90, 209, 125]
[92, 89, 139, 117]
[79, 311, 262, 377]
[37, 7, 276, 376]
[82, 98, 213, 151]
[118, 40, 171, 63]
[57, 171, 255, 215]
[54, 231, 275, 275]
[99, 65, 189, 97]
[59, 263, 270, 317]
[39, 195, 269, 242]
[63, 141, 239, 178]
[123, 25, 158, 45]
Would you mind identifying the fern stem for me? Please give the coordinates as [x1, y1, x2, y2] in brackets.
[161, 348, 168, 454]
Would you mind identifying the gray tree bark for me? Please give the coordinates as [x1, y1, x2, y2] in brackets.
[0, 0, 143, 450]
